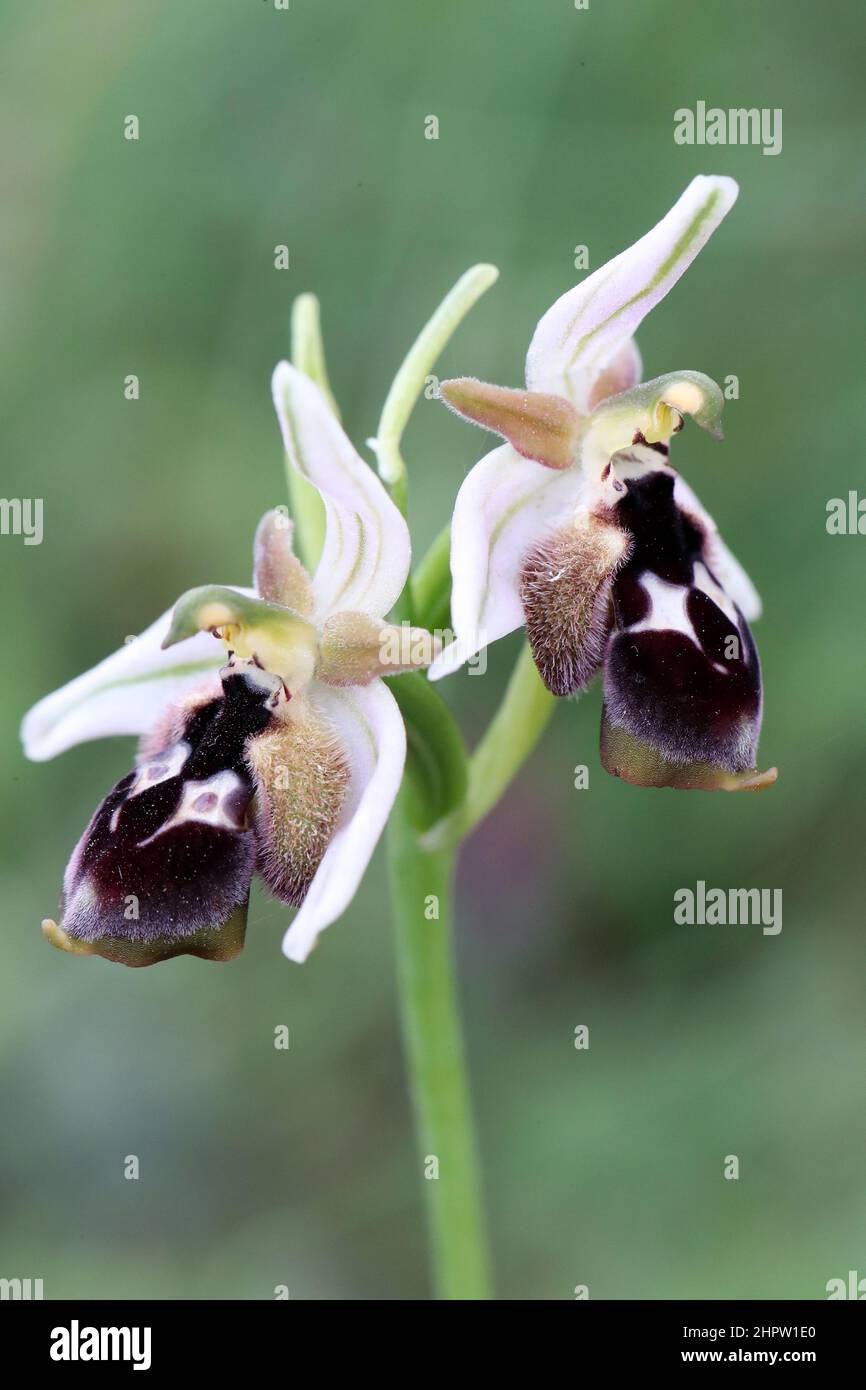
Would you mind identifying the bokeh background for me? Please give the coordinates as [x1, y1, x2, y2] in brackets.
[2, 0, 865, 1300]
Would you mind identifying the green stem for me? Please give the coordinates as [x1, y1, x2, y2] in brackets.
[376, 265, 506, 1300]
[422, 643, 555, 852]
[387, 782, 491, 1299]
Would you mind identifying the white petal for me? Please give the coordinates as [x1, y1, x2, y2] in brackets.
[526, 176, 738, 412]
[428, 443, 580, 679]
[281, 680, 405, 962]
[272, 362, 411, 621]
[673, 474, 762, 621]
[21, 605, 229, 761]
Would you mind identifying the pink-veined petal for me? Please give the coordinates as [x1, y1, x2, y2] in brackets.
[21, 598, 243, 762]
[272, 362, 411, 621]
[525, 176, 738, 412]
[281, 679, 405, 963]
[586, 338, 643, 410]
[428, 443, 581, 679]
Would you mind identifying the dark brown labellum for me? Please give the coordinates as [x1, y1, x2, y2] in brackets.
[601, 467, 764, 779]
[54, 663, 285, 966]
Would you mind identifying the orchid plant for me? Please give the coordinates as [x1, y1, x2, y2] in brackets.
[22, 178, 774, 1300]
[24, 364, 437, 966]
[429, 175, 776, 794]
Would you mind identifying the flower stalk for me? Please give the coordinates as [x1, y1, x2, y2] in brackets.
[387, 781, 491, 1300]
[423, 642, 555, 852]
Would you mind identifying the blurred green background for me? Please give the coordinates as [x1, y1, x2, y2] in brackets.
[2, 0, 865, 1300]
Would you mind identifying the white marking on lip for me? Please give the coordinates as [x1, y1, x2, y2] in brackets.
[609, 450, 673, 483]
[624, 568, 745, 675]
[625, 572, 700, 645]
[136, 769, 247, 846]
[128, 741, 191, 799]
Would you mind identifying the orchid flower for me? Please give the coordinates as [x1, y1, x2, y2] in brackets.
[21, 363, 437, 966]
[429, 176, 776, 792]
